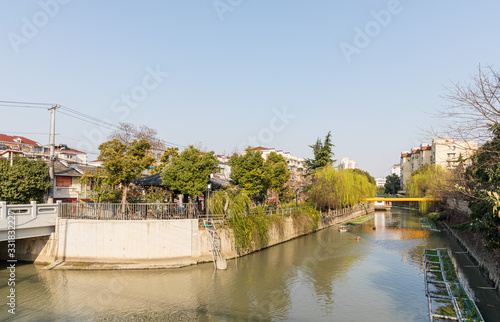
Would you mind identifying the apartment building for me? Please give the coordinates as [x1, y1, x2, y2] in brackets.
[253, 146, 306, 184]
[339, 157, 358, 170]
[399, 138, 478, 191]
[391, 164, 401, 177]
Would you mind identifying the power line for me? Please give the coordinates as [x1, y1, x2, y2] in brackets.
[58, 110, 119, 131]
[0, 100, 54, 106]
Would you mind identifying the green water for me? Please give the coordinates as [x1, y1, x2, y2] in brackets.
[1, 208, 499, 321]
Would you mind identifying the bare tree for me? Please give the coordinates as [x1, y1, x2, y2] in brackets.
[438, 64, 500, 144]
[108, 123, 166, 159]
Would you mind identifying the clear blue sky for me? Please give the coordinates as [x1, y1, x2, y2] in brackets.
[1, 0, 500, 178]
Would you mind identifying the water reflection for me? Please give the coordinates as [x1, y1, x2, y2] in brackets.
[1, 209, 499, 321]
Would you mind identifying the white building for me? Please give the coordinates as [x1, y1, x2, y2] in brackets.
[391, 164, 401, 177]
[340, 157, 357, 170]
[253, 146, 306, 183]
[375, 178, 386, 187]
[399, 138, 478, 191]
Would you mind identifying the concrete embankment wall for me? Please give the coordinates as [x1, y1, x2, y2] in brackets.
[199, 206, 371, 261]
[3, 206, 372, 266]
[445, 200, 500, 291]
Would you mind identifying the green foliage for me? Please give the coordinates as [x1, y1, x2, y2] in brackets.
[307, 166, 376, 210]
[209, 188, 252, 216]
[98, 138, 155, 203]
[465, 125, 500, 249]
[229, 147, 268, 198]
[406, 164, 452, 213]
[291, 207, 321, 233]
[384, 173, 401, 195]
[161, 145, 219, 199]
[227, 209, 272, 253]
[150, 147, 179, 175]
[144, 186, 170, 203]
[0, 157, 51, 204]
[346, 168, 376, 186]
[265, 152, 291, 204]
[304, 131, 335, 174]
[78, 168, 121, 203]
[229, 148, 291, 202]
[428, 212, 444, 221]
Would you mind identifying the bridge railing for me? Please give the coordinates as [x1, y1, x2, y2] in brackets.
[59, 203, 200, 220]
[0, 201, 59, 221]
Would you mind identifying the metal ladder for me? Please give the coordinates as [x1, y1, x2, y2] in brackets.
[203, 219, 227, 270]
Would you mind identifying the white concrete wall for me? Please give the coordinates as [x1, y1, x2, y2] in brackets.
[56, 218, 200, 262]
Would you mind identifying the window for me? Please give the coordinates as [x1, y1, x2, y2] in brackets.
[447, 153, 456, 159]
[56, 176, 72, 187]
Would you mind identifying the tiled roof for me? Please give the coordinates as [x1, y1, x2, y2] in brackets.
[48, 161, 98, 177]
[0, 133, 40, 146]
[55, 147, 85, 154]
[254, 146, 271, 151]
[421, 145, 432, 151]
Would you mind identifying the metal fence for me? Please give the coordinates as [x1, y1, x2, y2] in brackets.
[60, 203, 200, 220]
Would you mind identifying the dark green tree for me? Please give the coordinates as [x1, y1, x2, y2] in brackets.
[229, 147, 268, 199]
[265, 152, 291, 205]
[304, 131, 335, 174]
[0, 157, 51, 204]
[384, 173, 401, 195]
[98, 139, 155, 204]
[161, 145, 219, 200]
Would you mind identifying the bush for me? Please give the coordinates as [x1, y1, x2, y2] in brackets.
[428, 212, 444, 221]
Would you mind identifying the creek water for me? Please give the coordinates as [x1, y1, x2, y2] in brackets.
[1, 208, 499, 321]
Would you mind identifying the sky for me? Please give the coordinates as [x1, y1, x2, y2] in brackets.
[1, 0, 500, 178]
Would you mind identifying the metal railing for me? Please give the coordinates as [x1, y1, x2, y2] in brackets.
[60, 203, 200, 220]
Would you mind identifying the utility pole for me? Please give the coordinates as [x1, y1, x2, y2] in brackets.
[47, 105, 60, 204]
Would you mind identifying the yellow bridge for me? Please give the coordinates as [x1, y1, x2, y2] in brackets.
[362, 197, 441, 202]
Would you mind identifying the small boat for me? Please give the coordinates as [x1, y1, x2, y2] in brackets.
[339, 226, 348, 232]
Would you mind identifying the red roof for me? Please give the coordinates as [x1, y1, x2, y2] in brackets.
[55, 147, 84, 154]
[254, 146, 271, 151]
[401, 153, 411, 157]
[0, 134, 40, 146]
[421, 145, 432, 151]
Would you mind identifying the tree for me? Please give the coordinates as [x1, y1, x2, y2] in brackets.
[384, 173, 401, 195]
[229, 147, 269, 199]
[405, 164, 453, 199]
[265, 152, 291, 205]
[346, 168, 376, 186]
[108, 123, 166, 159]
[304, 131, 335, 174]
[98, 139, 155, 204]
[307, 166, 376, 210]
[0, 157, 51, 204]
[161, 145, 219, 200]
[150, 147, 179, 175]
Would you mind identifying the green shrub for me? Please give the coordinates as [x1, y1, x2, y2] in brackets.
[428, 212, 444, 221]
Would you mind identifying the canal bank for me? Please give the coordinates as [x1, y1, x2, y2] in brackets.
[9, 204, 374, 270]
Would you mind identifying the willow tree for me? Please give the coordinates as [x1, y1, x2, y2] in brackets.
[307, 166, 376, 210]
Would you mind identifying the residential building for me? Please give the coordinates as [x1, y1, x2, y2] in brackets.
[253, 146, 306, 185]
[339, 157, 358, 170]
[391, 164, 401, 177]
[215, 154, 231, 180]
[0, 133, 47, 159]
[431, 138, 478, 168]
[55, 144, 87, 164]
[50, 160, 98, 203]
[400, 151, 412, 191]
[376, 178, 386, 187]
[399, 138, 478, 191]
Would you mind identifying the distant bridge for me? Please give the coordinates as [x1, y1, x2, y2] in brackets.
[362, 197, 441, 202]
